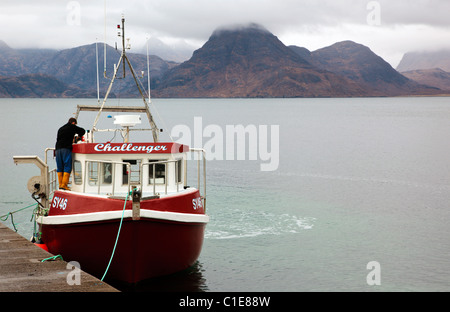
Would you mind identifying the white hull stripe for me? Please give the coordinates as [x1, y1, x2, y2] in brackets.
[38, 210, 209, 225]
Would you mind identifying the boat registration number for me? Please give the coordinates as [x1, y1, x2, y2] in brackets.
[192, 197, 203, 210]
[52, 196, 68, 210]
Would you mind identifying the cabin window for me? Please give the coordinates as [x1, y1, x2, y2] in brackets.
[148, 160, 166, 184]
[123, 159, 141, 185]
[102, 163, 112, 185]
[176, 159, 183, 183]
[73, 160, 82, 185]
[87, 162, 112, 186]
[88, 162, 99, 186]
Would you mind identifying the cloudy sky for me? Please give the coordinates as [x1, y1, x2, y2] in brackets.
[1, 0, 449, 67]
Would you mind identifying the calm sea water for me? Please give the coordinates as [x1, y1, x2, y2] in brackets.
[1, 97, 449, 292]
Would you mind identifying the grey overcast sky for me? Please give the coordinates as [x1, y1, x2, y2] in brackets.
[1, 0, 449, 67]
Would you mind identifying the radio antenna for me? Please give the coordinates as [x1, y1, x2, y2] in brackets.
[96, 41, 100, 104]
[146, 38, 151, 103]
[103, 0, 107, 77]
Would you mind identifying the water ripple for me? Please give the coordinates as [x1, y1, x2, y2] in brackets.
[205, 209, 315, 240]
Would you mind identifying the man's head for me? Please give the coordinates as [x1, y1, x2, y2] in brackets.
[68, 117, 77, 125]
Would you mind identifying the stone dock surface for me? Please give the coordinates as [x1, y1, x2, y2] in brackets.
[0, 222, 118, 292]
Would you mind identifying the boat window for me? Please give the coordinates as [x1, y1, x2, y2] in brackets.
[148, 160, 166, 184]
[102, 163, 112, 185]
[88, 162, 99, 186]
[87, 161, 112, 186]
[123, 159, 141, 185]
[176, 159, 183, 183]
[73, 160, 82, 185]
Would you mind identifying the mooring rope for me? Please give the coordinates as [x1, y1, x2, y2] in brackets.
[41, 255, 64, 262]
[101, 191, 131, 281]
[0, 203, 38, 232]
[2, 196, 130, 281]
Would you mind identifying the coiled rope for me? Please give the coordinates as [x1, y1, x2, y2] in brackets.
[101, 191, 131, 281]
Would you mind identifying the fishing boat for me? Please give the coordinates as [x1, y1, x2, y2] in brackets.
[13, 17, 208, 284]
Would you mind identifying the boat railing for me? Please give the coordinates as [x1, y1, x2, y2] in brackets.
[48, 169, 58, 198]
[44, 147, 55, 164]
[83, 159, 132, 199]
[189, 148, 207, 210]
[12, 148, 59, 211]
[44, 148, 58, 200]
[139, 149, 206, 209]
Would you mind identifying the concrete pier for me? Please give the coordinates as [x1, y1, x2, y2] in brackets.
[0, 222, 118, 292]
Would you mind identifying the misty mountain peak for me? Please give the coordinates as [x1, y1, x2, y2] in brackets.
[0, 40, 11, 50]
[397, 49, 450, 72]
[190, 22, 307, 69]
[211, 23, 271, 38]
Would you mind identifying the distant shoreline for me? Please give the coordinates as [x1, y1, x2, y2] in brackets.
[1, 94, 449, 99]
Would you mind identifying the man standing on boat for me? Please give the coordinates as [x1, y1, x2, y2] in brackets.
[55, 117, 85, 190]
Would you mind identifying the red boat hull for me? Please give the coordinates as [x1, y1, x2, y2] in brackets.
[40, 189, 208, 284]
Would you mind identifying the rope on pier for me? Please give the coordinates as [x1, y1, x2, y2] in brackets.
[41, 255, 64, 262]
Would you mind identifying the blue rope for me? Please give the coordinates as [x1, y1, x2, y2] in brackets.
[101, 192, 131, 281]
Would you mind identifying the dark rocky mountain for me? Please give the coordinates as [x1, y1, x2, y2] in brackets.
[0, 25, 445, 98]
[37, 43, 178, 97]
[288, 45, 312, 63]
[303, 41, 439, 96]
[0, 42, 177, 97]
[0, 74, 94, 98]
[401, 68, 450, 92]
[155, 24, 367, 98]
[0, 41, 57, 77]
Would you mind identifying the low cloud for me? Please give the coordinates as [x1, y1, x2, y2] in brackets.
[0, 0, 449, 67]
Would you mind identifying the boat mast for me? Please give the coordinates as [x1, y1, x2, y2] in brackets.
[91, 16, 160, 142]
[120, 16, 126, 78]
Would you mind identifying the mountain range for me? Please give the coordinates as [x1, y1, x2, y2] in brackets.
[0, 40, 177, 98]
[155, 25, 368, 98]
[0, 25, 447, 98]
[396, 49, 450, 92]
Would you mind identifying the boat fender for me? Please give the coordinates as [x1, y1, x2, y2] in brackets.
[31, 237, 49, 252]
[35, 243, 49, 252]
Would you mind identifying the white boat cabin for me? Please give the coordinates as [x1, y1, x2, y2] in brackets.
[71, 141, 190, 198]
